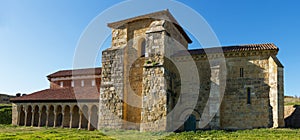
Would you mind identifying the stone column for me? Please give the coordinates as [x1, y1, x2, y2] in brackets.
[69, 112, 73, 128]
[16, 108, 20, 126]
[53, 113, 57, 127]
[61, 112, 65, 128]
[78, 111, 82, 129]
[87, 111, 91, 130]
[24, 110, 28, 126]
[45, 111, 49, 127]
[31, 111, 34, 127]
[38, 111, 42, 127]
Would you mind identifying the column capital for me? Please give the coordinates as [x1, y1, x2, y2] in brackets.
[17, 107, 21, 112]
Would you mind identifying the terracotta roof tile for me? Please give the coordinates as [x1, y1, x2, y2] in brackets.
[174, 43, 278, 56]
[10, 87, 99, 102]
[47, 67, 102, 78]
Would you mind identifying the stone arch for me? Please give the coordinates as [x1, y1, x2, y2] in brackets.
[71, 105, 80, 128]
[137, 37, 146, 57]
[81, 105, 89, 129]
[179, 109, 201, 121]
[56, 105, 63, 127]
[33, 105, 39, 126]
[63, 105, 70, 127]
[26, 105, 32, 126]
[179, 109, 201, 131]
[19, 105, 25, 126]
[48, 105, 55, 127]
[184, 114, 196, 131]
[40, 105, 47, 126]
[90, 105, 98, 130]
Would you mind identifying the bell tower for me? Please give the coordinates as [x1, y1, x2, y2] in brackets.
[99, 10, 192, 131]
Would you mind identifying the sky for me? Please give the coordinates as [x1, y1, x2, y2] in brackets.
[0, 0, 299, 96]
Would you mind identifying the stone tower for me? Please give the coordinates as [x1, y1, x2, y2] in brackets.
[99, 10, 284, 132]
[99, 10, 192, 131]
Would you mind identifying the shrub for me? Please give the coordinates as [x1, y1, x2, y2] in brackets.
[0, 106, 12, 124]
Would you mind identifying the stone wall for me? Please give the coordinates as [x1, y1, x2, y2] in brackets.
[267, 56, 285, 128]
[141, 29, 167, 131]
[220, 55, 271, 129]
[122, 19, 152, 129]
[171, 50, 284, 130]
[99, 48, 125, 129]
[277, 67, 285, 127]
[140, 19, 190, 131]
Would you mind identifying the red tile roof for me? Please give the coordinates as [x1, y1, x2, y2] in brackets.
[174, 43, 278, 56]
[47, 67, 102, 79]
[10, 87, 99, 102]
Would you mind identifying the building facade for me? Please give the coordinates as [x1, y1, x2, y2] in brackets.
[11, 10, 284, 131]
[11, 68, 101, 130]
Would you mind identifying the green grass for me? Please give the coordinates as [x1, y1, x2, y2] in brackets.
[285, 102, 300, 106]
[163, 129, 300, 140]
[1, 125, 300, 139]
[0, 125, 113, 140]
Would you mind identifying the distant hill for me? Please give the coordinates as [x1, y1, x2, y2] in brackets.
[285, 96, 300, 106]
[0, 94, 15, 104]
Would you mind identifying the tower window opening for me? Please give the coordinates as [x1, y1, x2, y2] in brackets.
[139, 38, 146, 57]
[247, 87, 251, 104]
[240, 68, 244, 77]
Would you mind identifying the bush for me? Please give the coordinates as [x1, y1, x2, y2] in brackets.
[0, 106, 12, 124]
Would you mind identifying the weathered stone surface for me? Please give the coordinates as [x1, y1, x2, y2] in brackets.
[99, 10, 284, 132]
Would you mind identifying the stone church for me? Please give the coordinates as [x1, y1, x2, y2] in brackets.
[11, 10, 284, 131]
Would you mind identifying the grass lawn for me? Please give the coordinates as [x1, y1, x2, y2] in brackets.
[1, 125, 300, 140]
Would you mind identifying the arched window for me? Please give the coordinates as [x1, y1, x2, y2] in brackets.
[138, 38, 146, 57]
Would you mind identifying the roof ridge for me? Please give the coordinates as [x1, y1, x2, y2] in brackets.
[54, 67, 102, 72]
[173, 43, 278, 57]
[188, 43, 277, 51]
[47, 67, 102, 78]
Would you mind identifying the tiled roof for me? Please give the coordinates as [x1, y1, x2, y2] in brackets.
[47, 67, 102, 78]
[10, 87, 99, 102]
[174, 43, 278, 56]
[107, 9, 192, 43]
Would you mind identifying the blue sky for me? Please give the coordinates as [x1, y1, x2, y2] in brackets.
[0, 0, 299, 96]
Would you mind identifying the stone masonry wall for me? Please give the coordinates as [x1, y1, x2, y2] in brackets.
[277, 67, 284, 127]
[172, 51, 282, 130]
[141, 19, 190, 131]
[220, 55, 271, 129]
[141, 30, 167, 131]
[268, 56, 285, 127]
[122, 19, 152, 130]
[99, 48, 125, 129]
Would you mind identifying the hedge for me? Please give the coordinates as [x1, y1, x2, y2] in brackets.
[0, 106, 12, 124]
